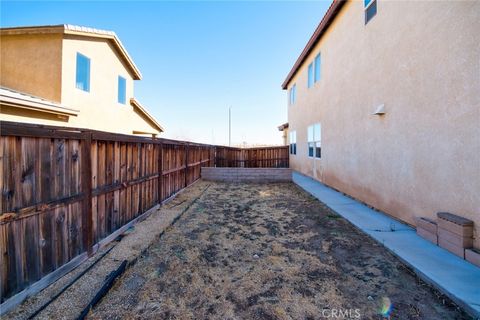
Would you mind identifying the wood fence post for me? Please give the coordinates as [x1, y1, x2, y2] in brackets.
[81, 131, 93, 255]
[213, 146, 216, 167]
[184, 143, 189, 187]
[158, 142, 163, 203]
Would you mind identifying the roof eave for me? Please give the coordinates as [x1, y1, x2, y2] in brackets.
[130, 98, 164, 133]
[0, 96, 79, 117]
[281, 0, 346, 90]
[277, 122, 289, 131]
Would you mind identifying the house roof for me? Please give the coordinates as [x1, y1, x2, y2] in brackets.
[277, 123, 289, 131]
[0, 86, 79, 117]
[281, 0, 346, 90]
[130, 98, 165, 133]
[0, 24, 142, 80]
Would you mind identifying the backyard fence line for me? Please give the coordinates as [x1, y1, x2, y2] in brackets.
[0, 121, 288, 308]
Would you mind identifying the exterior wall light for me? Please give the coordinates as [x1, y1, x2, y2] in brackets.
[373, 104, 386, 115]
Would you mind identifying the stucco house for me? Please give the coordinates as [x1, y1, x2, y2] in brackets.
[277, 122, 289, 146]
[282, 0, 479, 247]
[0, 24, 164, 137]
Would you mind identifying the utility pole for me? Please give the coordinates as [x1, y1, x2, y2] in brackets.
[229, 106, 231, 147]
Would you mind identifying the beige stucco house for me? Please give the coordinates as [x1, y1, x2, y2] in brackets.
[0, 24, 164, 136]
[283, 0, 480, 247]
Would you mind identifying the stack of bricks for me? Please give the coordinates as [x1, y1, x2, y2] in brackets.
[415, 212, 479, 267]
[416, 217, 438, 244]
[201, 167, 292, 183]
[437, 212, 473, 259]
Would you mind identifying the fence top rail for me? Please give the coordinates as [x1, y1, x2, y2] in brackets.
[0, 121, 86, 140]
[216, 145, 288, 151]
[0, 121, 289, 151]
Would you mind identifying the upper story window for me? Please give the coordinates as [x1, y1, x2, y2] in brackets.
[289, 131, 297, 155]
[365, 0, 377, 24]
[118, 76, 126, 104]
[314, 53, 321, 82]
[307, 123, 321, 158]
[308, 63, 314, 88]
[308, 54, 321, 89]
[289, 84, 297, 105]
[75, 53, 90, 92]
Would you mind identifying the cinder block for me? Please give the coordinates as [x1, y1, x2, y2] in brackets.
[438, 227, 473, 248]
[437, 212, 473, 237]
[416, 217, 437, 234]
[417, 227, 438, 244]
[201, 167, 291, 182]
[465, 249, 480, 268]
[437, 219, 473, 238]
[438, 237, 465, 258]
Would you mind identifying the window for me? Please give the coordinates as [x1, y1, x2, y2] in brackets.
[289, 84, 296, 105]
[308, 126, 314, 157]
[308, 63, 314, 88]
[365, 0, 377, 24]
[75, 53, 90, 92]
[307, 123, 321, 158]
[314, 53, 321, 82]
[289, 131, 297, 155]
[118, 76, 126, 104]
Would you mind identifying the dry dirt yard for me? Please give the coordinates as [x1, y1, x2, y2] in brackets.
[89, 182, 468, 320]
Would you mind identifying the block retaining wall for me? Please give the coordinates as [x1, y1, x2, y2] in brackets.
[201, 167, 292, 183]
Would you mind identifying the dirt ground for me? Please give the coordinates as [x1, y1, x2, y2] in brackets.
[87, 182, 469, 320]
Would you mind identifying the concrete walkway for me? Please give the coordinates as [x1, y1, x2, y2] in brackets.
[293, 172, 480, 318]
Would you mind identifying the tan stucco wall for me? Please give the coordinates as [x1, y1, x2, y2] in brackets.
[0, 34, 63, 102]
[287, 1, 480, 247]
[60, 35, 159, 135]
[0, 33, 160, 136]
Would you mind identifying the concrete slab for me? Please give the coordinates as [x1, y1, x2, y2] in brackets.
[293, 172, 480, 318]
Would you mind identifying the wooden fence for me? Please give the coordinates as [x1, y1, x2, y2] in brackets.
[216, 146, 289, 168]
[0, 121, 288, 308]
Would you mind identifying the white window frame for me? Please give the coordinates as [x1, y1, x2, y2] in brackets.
[364, 0, 377, 24]
[307, 123, 321, 159]
[289, 84, 296, 105]
[307, 63, 313, 88]
[314, 53, 321, 83]
[289, 131, 297, 155]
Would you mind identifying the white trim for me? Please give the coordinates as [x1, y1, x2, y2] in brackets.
[0, 87, 79, 117]
[365, 0, 375, 10]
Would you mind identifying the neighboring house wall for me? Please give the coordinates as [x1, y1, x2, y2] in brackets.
[61, 36, 157, 135]
[0, 34, 63, 102]
[0, 27, 162, 136]
[287, 1, 480, 246]
[281, 128, 288, 146]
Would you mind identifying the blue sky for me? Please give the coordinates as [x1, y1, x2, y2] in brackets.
[1, 1, 331, 146]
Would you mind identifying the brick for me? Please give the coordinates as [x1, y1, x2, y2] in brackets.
[417, 227, 438, 244]
[416, 217, 437, 234]
[437, 212, 473, 226]
[465, 249, 480, 268]
[437, 218, 473, 237]
[438, 238, 465, 258]
[438, 227, 473, 248]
